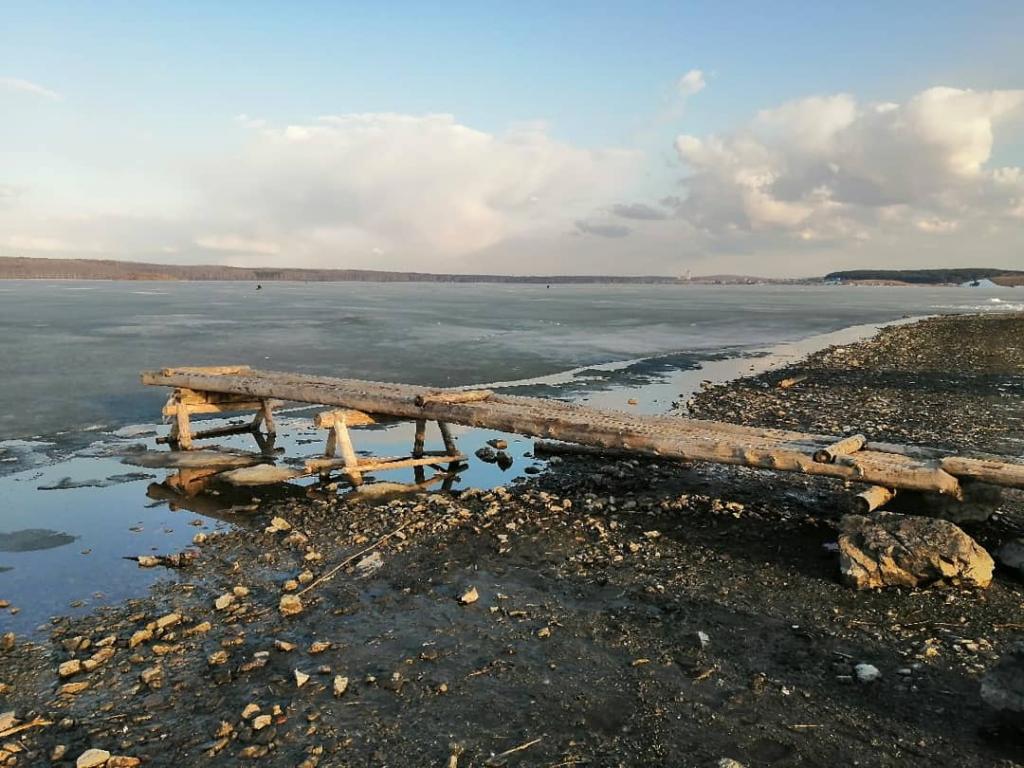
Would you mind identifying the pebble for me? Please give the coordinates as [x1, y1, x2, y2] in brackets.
[252, 714, 272, 730]
[333, 676, 349, 697]
[295, 669, 310, 688]
[76, 749, 111, 768]
[458, 586, 479, 605]
[279, 594, 304, 616]
[854, 663, 882, 683]
[214, 593, 235, 610]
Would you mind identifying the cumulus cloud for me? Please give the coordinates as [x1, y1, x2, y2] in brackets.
[677, 69, 706, 98]
[0, 76, 61, 100]
[611, 202, 669, 220]
[672, 87, 1024, 243]
[200, 113, 640, 264]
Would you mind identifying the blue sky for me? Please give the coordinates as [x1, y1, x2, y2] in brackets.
[2, 1, 1023, 275]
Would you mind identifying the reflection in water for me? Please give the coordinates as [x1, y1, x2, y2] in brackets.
[0, 528, 78, 552]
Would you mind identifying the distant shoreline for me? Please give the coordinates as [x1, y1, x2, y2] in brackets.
[0, 256, 1021, 286]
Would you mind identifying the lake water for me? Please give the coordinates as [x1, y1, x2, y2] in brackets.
[0, 280, 1021, 632]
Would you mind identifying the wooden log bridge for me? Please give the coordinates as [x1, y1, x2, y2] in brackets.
[140, 366, 1024, 499]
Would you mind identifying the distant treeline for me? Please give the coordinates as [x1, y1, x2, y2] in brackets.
[0, 256, 683, 285]
[826, 268, 1024, 286]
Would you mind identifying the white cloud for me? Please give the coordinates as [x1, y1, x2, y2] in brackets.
[0, 76, 61, 100]
[672, 86, 1024, 243]
[195, 234, 281, 255]
[678, 69, 706, 98]
[198, 113, 640, 263]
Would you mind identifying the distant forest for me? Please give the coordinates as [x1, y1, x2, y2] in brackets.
[826, 268, 1024, 286]
[0, 256, 681, 284]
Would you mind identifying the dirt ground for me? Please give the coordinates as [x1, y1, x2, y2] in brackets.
[1, 313, 1023, 767]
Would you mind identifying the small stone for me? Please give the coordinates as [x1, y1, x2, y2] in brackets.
[643, 530, 661, 540]
[697, 631, 711, 650]
[232, 585, 250, 598]
[717, 760, 746, 768]
[155, 613, 181, 630]
[333, 676, 349, 697]
[139, 666, 163, 688]
[107, 758, 142, 768]
[136, 556, 160, 567]
[192, 532, 208, 545]
[275, 639, 297, 652]
[128, 629, 152, 649]
[252, 714, 272, 730]
[309, 641, 331, 654]
[241, 703, 261, 719]
[58, 681, 90, 696]
[207, 650, 229, 666]
[458, 586, 479, 605]
[282, 580, 299, 592]
[51, 745, 67, 761]
[537, 627, 551, 639]
[214, 593, 235, 610]
[280, 595, 303, 617]
[0, 633, 14, 652]
[59, 659, 83, 678]
[76, 749, 111, 768]
[854, 663, 882, 683]
[297, 570, 315, 585]
[294, 669, 310, 688]
[487, 438, 508, 450]
[268, 516, 291, 532]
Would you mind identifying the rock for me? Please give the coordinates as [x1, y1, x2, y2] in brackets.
[274, 639, 297, 652]
[207, 650, 229, 666]
[214, 593, 235, 610]
[854, 663, 881, 683]
[155, 613, 181, 630]
[128, 629, 152, 648]
[58, 681, 90, 696]
[495, 451, 513, 470]
[139, 666, 163, 688]
[309, 641, 331, 654]
[294, 669, 310, 688]
[0, 712, 15, 731]
[136, 556, 160, 567]
[487, 438, 508, 450]
[355, 551, 384, 576]
[537, 626, 551, 638]
[458, 586, 479, 605]
[252, 714, 272, 730]
[51, 745, 67, 761]
[76, 749, 111, 768]
[59, 659, 83, 678]
[717, 760, 746, 768]
[267, 516, 291, 533]
[280, 594, 304, 616]
[107, 759, 141, 768]
[981, 641, 1024, 721]
[838, 513, 994, 590]
[0, 632, 14, 652]
[474, 447, 497, 463]
[697, 631, 711, 650]
[996, 539, 1024, 576]
[333, 676, 349, 697]
[241, 703, 260, 719]
[232, 585, 250, 597]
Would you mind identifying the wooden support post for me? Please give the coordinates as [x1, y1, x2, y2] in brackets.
[174, 397, 193, 450]
[854, 485, 896, 514]
[413, 418, 427, 483]
[814, 434, 866, 464]
[333, 420, 363, 486]
[260, 399, 276, 436]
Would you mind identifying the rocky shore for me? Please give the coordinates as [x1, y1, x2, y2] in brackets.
[1, 313, 1023, 767]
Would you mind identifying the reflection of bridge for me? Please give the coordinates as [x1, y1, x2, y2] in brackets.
[140, 365, 1024, 513]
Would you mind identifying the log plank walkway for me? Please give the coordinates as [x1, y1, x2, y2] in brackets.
[141, 366, 1024, 500]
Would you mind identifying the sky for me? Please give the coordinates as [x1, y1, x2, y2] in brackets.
[1, 1, 1023, 277]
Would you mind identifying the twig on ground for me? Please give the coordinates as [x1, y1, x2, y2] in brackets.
[486, 737, 543, 765]
[297, 521, 413, 597]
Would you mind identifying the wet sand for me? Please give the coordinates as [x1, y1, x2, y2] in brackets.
[1, 313, 1022, 767]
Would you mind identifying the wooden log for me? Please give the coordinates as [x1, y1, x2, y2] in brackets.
[939, 456, 1024, 489]
[156, 421, 256, 445]
[415, 389, 493, 407]
[260, 399, 277, 436]
[854, 485, 896, 514]
[334, 422, 362, 485]
[122, 450, 265, 469]
[813, 434, 867, 464]
[438, 421, 458, 455]
[160, 365, 251, 377]
[305, 452, 464, 474]
[174, 406, 193, 449]
[314, 409, 380, 428]
[139, 368, 984, 494]
[413, 419, 427, 457]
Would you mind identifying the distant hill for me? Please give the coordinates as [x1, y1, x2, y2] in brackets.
[825, 268, 1024, 286]
[0, 256, 808, 285]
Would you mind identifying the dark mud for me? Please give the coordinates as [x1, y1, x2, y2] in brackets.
[1, 314, 1023, 767]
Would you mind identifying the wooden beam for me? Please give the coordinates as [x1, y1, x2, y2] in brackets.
[314, 409, 380, 428]
[813, 434, 867, 464]
[940, 456, 1024, 487]
[415, 389, 493, 407]
[854, 485, 896, 514]
[305, 452, 464, 474]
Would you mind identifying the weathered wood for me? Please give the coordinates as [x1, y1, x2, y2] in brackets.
[438, 421, 458, 455]
[415, 389, 493, 407]
[123, 450, 265, 469]
[534, 440, 649, 461]
[939, 456, 1024, 487]
[161, 365, 252, 377]
[221, 464, 302, 485]
[140, 367, 1022, 494]
[156, 420, 257, 444]
[173, 406, 193, 449]
[854, 485, 896, 514]
[814, 434, 867, 464]
[306, 452, 464, 474]
[333, 421, 362, 485]
[314, 409, 380, 428]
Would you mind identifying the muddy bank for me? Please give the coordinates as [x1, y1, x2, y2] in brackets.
[1, 314, 1023, 767]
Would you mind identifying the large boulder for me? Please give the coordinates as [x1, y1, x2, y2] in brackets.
[981, 642, 1024, 723]
[838, 512, 994, 590]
